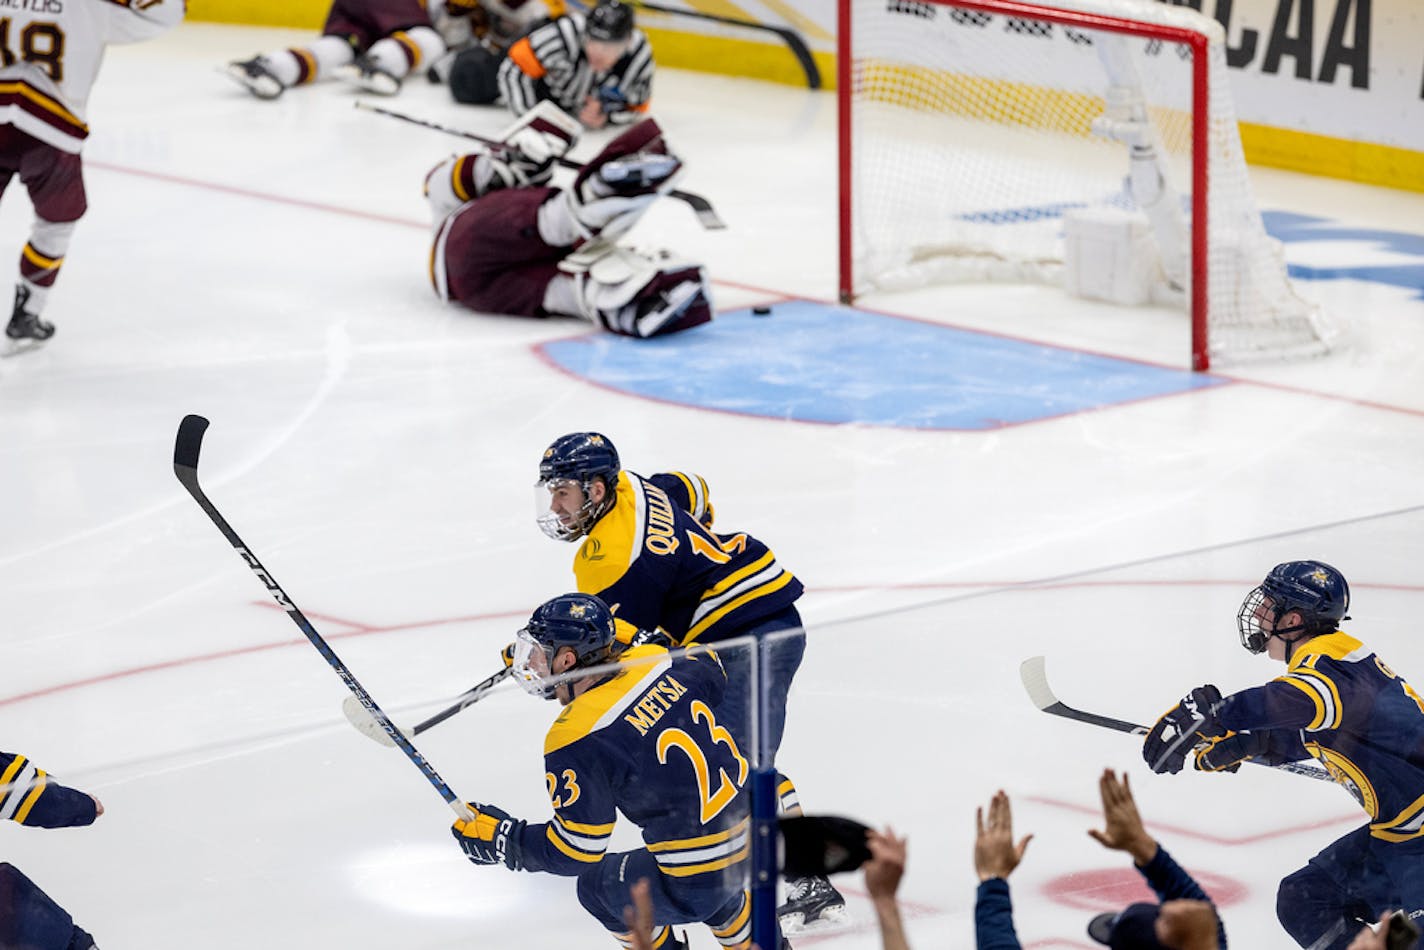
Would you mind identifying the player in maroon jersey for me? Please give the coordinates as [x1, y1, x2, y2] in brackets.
[424, 103, 710, 338]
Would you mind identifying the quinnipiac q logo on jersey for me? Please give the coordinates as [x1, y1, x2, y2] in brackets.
[582, 538, 605, 561]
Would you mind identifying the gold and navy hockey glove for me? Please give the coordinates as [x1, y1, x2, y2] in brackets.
[1194, 730, 1270, 773]
[1142, 685, 1229, 775]
[452, 802, 526, 870]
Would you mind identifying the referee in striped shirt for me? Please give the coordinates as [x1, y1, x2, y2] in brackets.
[494, 0, 653, 128]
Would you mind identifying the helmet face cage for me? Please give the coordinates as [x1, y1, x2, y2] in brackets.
[1237, 561, 1350, 654]
[1236, 585, 1275, 653]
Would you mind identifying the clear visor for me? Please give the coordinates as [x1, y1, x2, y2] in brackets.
[535, 477, 592, 542]
[512, 627, 554, 697]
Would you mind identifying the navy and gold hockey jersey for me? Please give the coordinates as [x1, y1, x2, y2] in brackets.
[573, 471, 802, 646]
[1219, 632, 1424, 842]
[516, 643, 750, 883]
[0, 752, 98, 829]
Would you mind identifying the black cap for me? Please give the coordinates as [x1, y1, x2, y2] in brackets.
[1087, 903, 1172, 949]
[586, 0, 634, 42]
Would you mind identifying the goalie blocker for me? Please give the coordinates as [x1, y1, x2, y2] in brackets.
[427, 107, 710, 338]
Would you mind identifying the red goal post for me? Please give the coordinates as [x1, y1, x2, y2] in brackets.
[837, 0, 1338, 371]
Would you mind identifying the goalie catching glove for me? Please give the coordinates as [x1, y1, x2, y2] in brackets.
[452, 802, 526, 870]
[1142, 684, 1229, 775]
[563, 118, 683, 243]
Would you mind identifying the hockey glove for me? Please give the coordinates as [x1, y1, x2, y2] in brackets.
[498, 101, 580, 186]
[499, 642, 516, 669]
[452, 802, 526, 870]
[1194, 730, 1269, 773]
[1142, 684, 1229, 775]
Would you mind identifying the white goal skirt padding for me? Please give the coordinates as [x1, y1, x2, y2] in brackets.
[838, 0, 1342, 370]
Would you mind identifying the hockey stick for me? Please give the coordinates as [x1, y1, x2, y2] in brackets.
[172, 414, 474, 821]
[625, 0, 820, 90]
[343, 667, 512, 747]
[1019, 656, 1332, 783]
[353, 101, 726, 230]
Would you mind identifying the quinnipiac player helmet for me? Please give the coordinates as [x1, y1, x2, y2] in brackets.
[536, 432, 620, 541]
[586, 0, 634, 43]
[1237, 560, 1351, 654]
[513, 593, 617, 700]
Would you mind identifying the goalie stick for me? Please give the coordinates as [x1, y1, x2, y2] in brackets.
[353, 101, 726, 230]
[173, 414, 474, 821]
[1019, 655, 1332, 783]
[343, 667, 512, 747]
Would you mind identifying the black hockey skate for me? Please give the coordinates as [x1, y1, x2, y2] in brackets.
[777, 875, 849, 935]
[5, 286, 53, 343]
[225, 56, 284, 100]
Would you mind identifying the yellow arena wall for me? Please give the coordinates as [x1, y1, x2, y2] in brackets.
[186, 0, 1422, 193]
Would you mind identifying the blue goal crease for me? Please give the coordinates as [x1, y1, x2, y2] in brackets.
[538, 302, 1226, 431]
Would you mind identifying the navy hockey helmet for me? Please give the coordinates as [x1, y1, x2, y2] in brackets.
[513, 593, 617, 700]
[586, 0, 634, 43]
[536, 432, 620, 541]
[1237, 560, 1350, 654]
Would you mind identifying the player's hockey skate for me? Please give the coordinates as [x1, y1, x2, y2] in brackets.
[5, 285, 54, 349]
[337, 53, 401, 96]
[777, 875, 849, 935]
[225, 56, 284, 100]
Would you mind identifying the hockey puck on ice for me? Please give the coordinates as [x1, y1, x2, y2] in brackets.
[752, 306, 772, 316]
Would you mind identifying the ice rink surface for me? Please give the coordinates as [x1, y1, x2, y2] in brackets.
[3, 21, 1424, 950]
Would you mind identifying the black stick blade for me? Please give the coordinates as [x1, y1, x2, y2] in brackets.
[174, 414, 210, 478]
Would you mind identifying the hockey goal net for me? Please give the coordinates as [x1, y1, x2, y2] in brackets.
[837, 0, 1339, 371]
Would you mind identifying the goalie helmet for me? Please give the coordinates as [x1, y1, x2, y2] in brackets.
[1237, 560, 1350, 654]
[536, 432, 621, 541]
[513, 593, 617, 700]
[585, 0, 634, 43]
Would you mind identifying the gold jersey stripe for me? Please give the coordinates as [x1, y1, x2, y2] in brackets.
[646, 817, 749, 852]
[686, 571, 795, 643]
[545, 824, 603, 862]
[13, 770, 46, 824]
[656, 844, 749, 877]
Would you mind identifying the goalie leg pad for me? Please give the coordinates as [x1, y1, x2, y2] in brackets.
[557, 246, 712, 338]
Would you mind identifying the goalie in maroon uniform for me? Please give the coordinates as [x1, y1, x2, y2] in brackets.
[423, 102, 712, 338]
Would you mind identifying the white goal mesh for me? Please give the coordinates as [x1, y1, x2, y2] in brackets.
[838, 0, 1341, 370]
